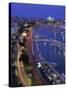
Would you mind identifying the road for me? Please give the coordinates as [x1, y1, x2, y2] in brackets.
[16, 43, 31, 86]
[26, 29, 46, 85]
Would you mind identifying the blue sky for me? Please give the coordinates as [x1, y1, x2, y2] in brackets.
[10, 3, 65, 20]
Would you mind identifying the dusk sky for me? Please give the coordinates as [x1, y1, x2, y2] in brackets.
[10, 3, 65, 20]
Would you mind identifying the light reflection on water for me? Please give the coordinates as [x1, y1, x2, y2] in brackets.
[32, 26, 65, 75]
